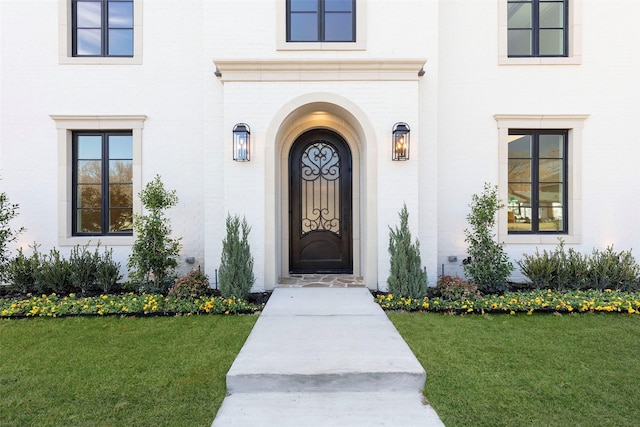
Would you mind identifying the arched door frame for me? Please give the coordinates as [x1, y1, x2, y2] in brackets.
[263, 94, 378, 289]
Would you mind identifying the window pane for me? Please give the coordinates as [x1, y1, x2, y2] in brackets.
[108, 135, 133, 159]
[539, 2, 564, 28]
[77, 135, 102, 158]
[539, 134, 564, 157]
[77, 29, 102, 55]
[77, 1, 102, 27]
[508, 2, 532, 28]
[508, 183, 532, 231]
[508, 183, 532, 206]
[508, 134, 531, 158]
[509, 159, 531, 182]
[539, 159, 563, 182]
[109, 160, 133, 183]
[539, 29, 564, 55]
[109, 208, 133, 232]
[109, 183, 132, 207]
[77, 160, 102, 183]
[77, 184, 102, 208]
[108, 29, 133, 56]
[290, 0, 318, 12]
[77, 209, 102, 233]
[108, 1, 133, 28]
[325, 13, 353, 41]
[326, 0, 352, 12]
[290, 13, 318, 41]
[508, 29, 532, 56]
[539, 183, 563, 203]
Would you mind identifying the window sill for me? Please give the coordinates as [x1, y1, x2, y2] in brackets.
[276, 40, 366, 51]
[59, 236, 134, 247]
[58, 56, 142, 65]
[498, 55, 582, 66]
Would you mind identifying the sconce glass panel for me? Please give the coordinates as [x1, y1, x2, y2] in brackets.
[392, 122, 410, 161]
[233, 123, 250, 161]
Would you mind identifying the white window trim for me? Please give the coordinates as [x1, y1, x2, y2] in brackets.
[58, 0, 143, 65]
[498, 0, 582, 65]
[276, 0, 366, 51]
[494, 114, 589, 245]
[50, 115, 146, 246]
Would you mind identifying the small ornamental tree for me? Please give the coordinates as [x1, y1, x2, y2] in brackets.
[127, 175, 182, 293]
[387, 204, 427, 298]
[463, 183, 514, 294]
[0, 184, 25, 280]
[219, 214, 255, 299]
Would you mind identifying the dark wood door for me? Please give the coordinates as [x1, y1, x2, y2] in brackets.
[289, 129, 353, 273]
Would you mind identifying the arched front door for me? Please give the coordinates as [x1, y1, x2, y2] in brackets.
[289, 129, 353, 273]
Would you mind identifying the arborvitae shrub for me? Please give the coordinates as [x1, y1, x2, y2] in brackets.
[387, 204, 427, 298]
[219, 214, 255, 299]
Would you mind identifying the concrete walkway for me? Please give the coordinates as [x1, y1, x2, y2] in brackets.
[212, 287, 444, 426]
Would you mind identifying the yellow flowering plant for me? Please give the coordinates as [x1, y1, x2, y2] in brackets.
[0, 292, 262, 318]
[375, 289, 640, 315]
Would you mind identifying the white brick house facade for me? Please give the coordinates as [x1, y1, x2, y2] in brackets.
[1, 1, 638, 290]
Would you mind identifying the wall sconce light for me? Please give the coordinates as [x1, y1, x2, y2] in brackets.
[233, 123, 250, 161]
[392, 122, 410, 161]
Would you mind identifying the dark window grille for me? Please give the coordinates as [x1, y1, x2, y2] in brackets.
[287, 0, 355, 42]
[72, 0, 134, 57]
[508, 129, 568, 234]
[507, 0, 568, 57]
[72, 131, 133, 236]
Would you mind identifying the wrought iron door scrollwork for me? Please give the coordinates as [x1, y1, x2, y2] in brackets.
[300, 140, 341, 236]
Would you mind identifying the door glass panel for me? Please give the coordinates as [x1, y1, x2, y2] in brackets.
[300, 141, 341, 236]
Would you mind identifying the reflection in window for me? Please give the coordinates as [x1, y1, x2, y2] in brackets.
[508, 0, 567, 57]
[74, 131, 133, 235]
[73, 0, 133, 57]
[508, 130, 567, 233]
[287, 0, 355, 42]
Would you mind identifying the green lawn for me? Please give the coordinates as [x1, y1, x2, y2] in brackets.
[390, 312, 640, 427]
[0, 315, 257, 427]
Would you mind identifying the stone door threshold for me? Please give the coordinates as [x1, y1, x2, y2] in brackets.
[277, 274, 365, 288]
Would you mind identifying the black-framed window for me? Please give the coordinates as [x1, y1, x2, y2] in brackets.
[287, 0, 355, 42]
[73, 131, 133, 236]
[508, 130, 568, 234]
[72, 0, 134, 57]
[508, 0, 568, 57]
